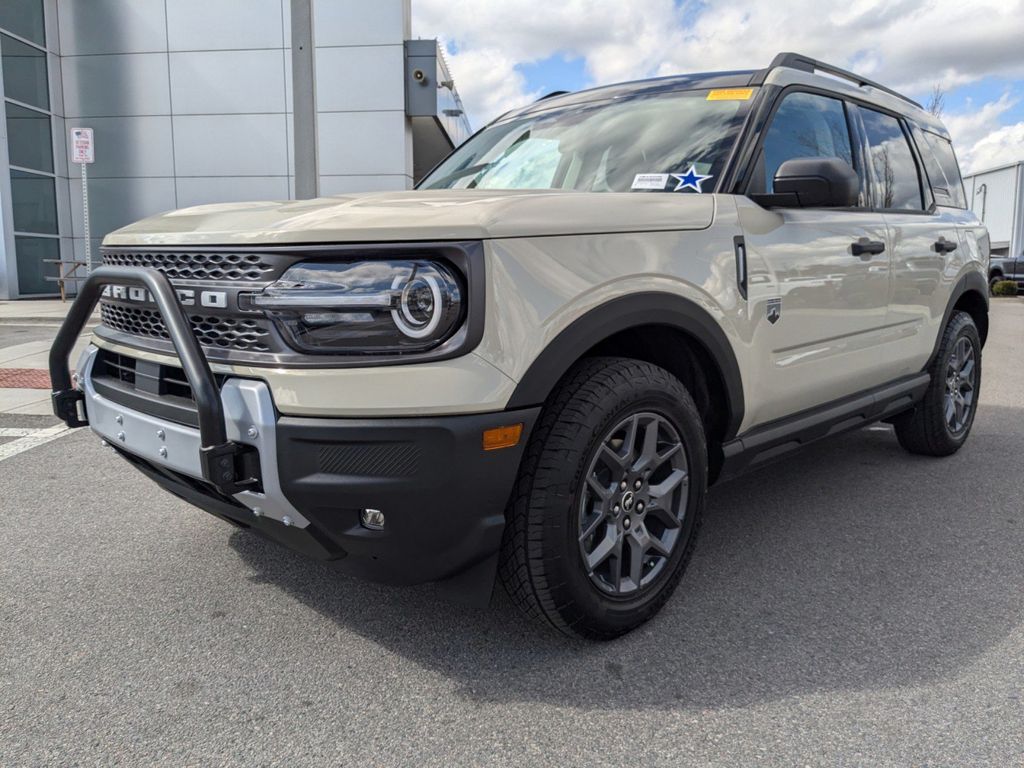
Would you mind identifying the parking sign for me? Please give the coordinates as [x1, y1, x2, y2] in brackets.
[71, 127, 94, 164]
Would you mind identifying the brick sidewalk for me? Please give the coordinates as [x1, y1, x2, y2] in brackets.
[0, 368, 52, 389]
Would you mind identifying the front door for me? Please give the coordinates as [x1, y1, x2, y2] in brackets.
[737, 90, 893, 427]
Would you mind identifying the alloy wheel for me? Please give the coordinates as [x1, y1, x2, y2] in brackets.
[944, 336, 976, 435]
[578, 412, 690, 596]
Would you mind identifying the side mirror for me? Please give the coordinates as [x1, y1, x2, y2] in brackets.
[758, 157, 860, 208]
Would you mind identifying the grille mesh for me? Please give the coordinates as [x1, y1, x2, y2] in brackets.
[102, 251, 274, 281]
[100, 304, 272, 352]
[317, 443, 422, 478]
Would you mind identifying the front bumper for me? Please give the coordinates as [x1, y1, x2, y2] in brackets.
[81, 343, 539, 587]
[50, 267, 540, 596]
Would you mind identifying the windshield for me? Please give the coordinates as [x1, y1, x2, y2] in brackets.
[419, 88, 754, 194]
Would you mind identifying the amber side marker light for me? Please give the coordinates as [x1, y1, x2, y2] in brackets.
[482, 423, 523, 451]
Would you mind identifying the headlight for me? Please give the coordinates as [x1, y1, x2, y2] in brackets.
[251, 260, 464, 354]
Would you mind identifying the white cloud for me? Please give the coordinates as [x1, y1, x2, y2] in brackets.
[440, 46, 541, 125]
[413, 0, 1024, 168]
[942, 93, 1019, 172]
[963, 122, 1024, 173]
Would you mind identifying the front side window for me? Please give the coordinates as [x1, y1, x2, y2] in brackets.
[419, 89, 753, 194]
[757, 92, 857, 196]
[859, 108, 924, 211]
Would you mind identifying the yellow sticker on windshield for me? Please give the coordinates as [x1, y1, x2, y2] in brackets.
[707, 88, 753, 101]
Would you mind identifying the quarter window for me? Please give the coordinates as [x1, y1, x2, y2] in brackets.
[859, 108, 924, 211]
[912, 126, 967, 209]
[758, 92, 857, 197]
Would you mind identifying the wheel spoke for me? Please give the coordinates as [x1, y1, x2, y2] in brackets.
[579, 506, 607, 543]
[586, 474, 613, 500]
[944, 395, 956, 425]
[960, 356, 975, 382]
[645, 501, 682, 529]
[649, 468, 688, 501]
[621, 414, 640, 464]
[646, 533, 673, 557]
[628, 537, 644, 588]
[633, 417, 659, 470]
[586, 527, 619, 572]
[598, 443, 627, 472]
[608, 536, 624, 592]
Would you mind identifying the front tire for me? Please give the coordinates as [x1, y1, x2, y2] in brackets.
[894, 311, 981, 456]
[499, 357, 707, 640]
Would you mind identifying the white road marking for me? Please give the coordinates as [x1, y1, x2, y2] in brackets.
[0, 424, 75, 463]
[0, 428, 37, 437]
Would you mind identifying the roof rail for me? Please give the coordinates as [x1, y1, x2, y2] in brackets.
[537, 90, 571, 102]
[750, 52, 922, 109]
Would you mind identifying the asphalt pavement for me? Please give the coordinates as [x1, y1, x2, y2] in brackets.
[1, 302, 1023, 766]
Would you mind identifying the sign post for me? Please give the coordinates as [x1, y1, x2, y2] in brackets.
[70, 128, 95, 274]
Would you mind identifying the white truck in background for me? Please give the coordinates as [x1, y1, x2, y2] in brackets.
[965, 161, 1024, 292]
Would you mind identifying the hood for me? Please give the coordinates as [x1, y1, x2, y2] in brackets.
[103, 189, 715, 246]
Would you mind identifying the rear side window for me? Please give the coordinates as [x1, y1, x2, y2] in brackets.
[912, 126, 967, 208]
[859, 107, 924, 211]
[758, 92, 857, 195]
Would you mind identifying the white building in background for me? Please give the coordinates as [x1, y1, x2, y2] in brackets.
[963, 161, 1024, 263]
[0, 0, 470, 299]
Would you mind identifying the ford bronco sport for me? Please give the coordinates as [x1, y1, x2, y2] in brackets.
[50, 53, 989, 639]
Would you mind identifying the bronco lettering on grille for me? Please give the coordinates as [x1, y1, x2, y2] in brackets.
[101, 284, 228, 309]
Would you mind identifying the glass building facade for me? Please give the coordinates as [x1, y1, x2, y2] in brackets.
[0, 0, 470, 300]
[1, 0, 60, 295]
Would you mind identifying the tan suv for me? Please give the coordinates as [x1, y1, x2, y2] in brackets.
[50, 52, 989, 639]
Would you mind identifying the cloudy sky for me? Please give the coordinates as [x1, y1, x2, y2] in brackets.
[413, 0, 1024, 174]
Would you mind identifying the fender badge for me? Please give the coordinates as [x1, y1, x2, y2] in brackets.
[766, 297, 782, 325]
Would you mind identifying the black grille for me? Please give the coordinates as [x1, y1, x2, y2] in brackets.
[93, 349, 228, 426]
[102, 250, 274, 281]
[100, 304, 272, 352]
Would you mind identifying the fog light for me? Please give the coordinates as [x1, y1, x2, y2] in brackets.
[361, 508, 386, 530]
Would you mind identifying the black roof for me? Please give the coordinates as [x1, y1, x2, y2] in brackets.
[507, 52, 922, 122]
[511, 70, 756, 119]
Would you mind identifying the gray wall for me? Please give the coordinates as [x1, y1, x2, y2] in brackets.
[56, 0, 413, 268]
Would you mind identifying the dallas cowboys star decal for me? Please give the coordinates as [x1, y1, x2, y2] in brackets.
[671, 165, 713, 193]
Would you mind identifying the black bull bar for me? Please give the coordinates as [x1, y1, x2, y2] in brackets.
[48, 266, 260, 495]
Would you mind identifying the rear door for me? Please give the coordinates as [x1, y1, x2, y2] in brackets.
[737, 90, 893, 425]
[855, 106, 972, 373]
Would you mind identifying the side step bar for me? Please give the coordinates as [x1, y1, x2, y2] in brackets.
[48, 266, 260, 495]
[719, 373, 931, 479]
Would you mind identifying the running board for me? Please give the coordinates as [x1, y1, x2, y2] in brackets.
[719, 373, 930, 480]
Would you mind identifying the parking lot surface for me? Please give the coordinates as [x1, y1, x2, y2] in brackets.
[2, 302, 1023, 766]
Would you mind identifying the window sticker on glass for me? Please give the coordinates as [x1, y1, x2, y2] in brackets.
[631, 173, 670, 190]
[671, 165, 713, 192]
[707, 88, 753, 101]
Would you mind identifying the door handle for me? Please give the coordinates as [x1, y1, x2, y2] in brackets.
[933, 237, 959, 254]
[851, 238, 886, 258]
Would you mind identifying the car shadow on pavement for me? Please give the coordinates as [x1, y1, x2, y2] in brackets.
[229, 405, 1024, 710]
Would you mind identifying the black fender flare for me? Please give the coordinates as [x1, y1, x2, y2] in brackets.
[504, 292, 745, 441]
[927, 270, 989, 367]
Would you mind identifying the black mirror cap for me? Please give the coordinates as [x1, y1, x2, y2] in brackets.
[771, 157, 860, 208]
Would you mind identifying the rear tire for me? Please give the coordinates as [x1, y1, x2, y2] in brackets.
[499, 357, 707, 640]
[894, 311, 981, 457]
[989, 274, 1003, 295]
